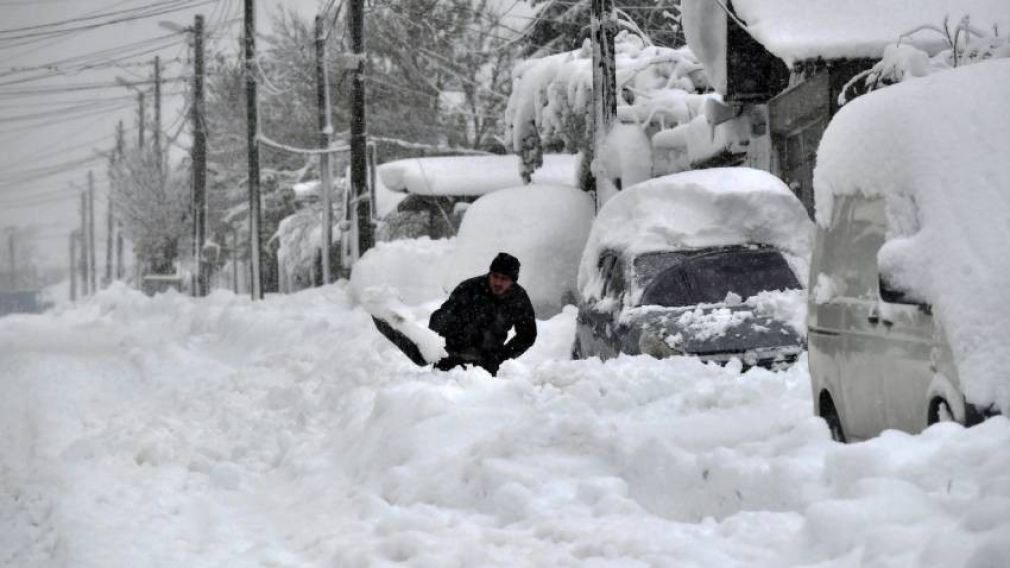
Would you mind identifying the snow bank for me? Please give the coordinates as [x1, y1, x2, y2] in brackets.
[446, 184, 595, 317]
[578, 167, 813, 301]
[377, 154, 577, 196]
[732, 0, 1009, 66]
[814, 58, 1010, 413]
[5, 285, 1010, 566]
[349, 237, 454, 306]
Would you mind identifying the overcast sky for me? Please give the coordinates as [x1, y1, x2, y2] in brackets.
[0, 0, 322, 270]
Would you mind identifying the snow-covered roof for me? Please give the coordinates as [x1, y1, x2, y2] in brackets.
[578, 167, 812, 299]
[683, 0, 1009, 89]
[734, 0, 1009, 65]
[377, 154, 577, 196]
[814, 58, 1010, 413]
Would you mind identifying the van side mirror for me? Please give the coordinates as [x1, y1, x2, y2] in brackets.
[879, 275, 932, 314]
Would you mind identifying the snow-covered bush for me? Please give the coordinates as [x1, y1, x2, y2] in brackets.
[840, 24, 1010, 104]
[504, 31, 713, 193]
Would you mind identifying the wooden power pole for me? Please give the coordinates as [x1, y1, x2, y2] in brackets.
[78, 191, 89, 296]
[244, 0, 263, 300]
[349, 0, 372, 259]
[591, 0, 618, 209]
[69, 231, 78, 301]
[87, 171, 97, 293]
[192, 14, 208, 296]
[154, 55, 163, 178]
[315, 14, 334, 285]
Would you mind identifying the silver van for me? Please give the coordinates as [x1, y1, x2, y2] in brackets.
[807, 195, 999, 442]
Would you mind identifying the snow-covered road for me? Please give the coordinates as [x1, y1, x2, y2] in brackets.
[3, 284, 1009, 567]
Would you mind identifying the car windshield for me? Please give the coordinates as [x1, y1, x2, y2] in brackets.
[639, 247, 800, 307]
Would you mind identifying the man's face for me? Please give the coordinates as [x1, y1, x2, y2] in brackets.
[488, 272, 514, 296]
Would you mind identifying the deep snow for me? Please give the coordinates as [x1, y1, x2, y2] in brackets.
[4, 284, 1010, 567]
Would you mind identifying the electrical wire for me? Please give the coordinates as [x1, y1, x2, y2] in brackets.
[0, 0, 218, 42]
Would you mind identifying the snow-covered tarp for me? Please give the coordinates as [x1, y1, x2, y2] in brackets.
[683, 0, 1010, 88]
[814, 58, 1010, 414]
[377, 154, 577, 196]
[578, 167, 813, 302]
[447, 184, 595, 317]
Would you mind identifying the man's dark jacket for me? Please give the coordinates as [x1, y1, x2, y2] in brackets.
[428, 275, 537, 373]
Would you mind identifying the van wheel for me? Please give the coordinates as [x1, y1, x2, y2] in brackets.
[928, 398, 955, 425]
[819, 391, 847, 443]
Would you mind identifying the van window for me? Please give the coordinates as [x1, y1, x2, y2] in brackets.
[813, 195, 886, 299]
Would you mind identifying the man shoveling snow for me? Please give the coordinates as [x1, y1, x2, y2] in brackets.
[368, 252, 537, 375]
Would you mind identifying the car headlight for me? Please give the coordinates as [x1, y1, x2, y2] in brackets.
[638, 330, 684, 358]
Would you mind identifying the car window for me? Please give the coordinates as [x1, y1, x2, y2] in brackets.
[599, 253, 626, 299]
[640, 248, 800, 307]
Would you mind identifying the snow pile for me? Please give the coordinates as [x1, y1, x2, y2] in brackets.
[5, 285, 1010, 566]
[676, 306, 754, 341]
[579, 167, 813, 301]
[377, 154, 577, 196]
[349, 237, 454, 306]
[814, 58, 1010, 413]
[446, 184, 595, 317]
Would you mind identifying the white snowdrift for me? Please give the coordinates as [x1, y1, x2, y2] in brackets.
[4, 285, 1010, 566]
[814, 58, 1010, 413]
[349, 237, 454, 307]
[446, 184, 595, 317]
[377, 154, 576, 196]
[578, 167, 813, 302]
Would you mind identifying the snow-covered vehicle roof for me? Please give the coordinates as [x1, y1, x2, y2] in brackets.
[377, 154, 577, 196]
[578, 167, 812, 299]
[814, 58, 1010, 413]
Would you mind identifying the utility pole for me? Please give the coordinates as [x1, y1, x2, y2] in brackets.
[192, 14, 208, 296]
[591, 0, 618, 209]
[244, 0, 263, 300]
[79, 190, 89, 296]
[107, 121, 123, 286]
[138, 92, 146, 148]
[154, 55, 163, 176]
[315, 14, 334, 285]
[6, 228, 15, 289]
[88, 171, 97, 293]
[231, 227, 239, 293]
[116, 221, 124, 280]
[69, 231, 78, 301]
[349, 0, 372, 259]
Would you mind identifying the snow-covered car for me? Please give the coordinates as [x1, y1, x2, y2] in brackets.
[446, 183, 595, 318]
[572, 167, 812, 368]
[809, 59, 1010, 442]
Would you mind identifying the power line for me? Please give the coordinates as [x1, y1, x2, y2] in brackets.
[0, 0, 218, 42]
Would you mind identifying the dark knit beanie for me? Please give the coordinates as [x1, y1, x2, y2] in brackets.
[489, 252, 520, 282]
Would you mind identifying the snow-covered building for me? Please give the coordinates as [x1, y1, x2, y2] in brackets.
[682, 0, 1009, 214]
